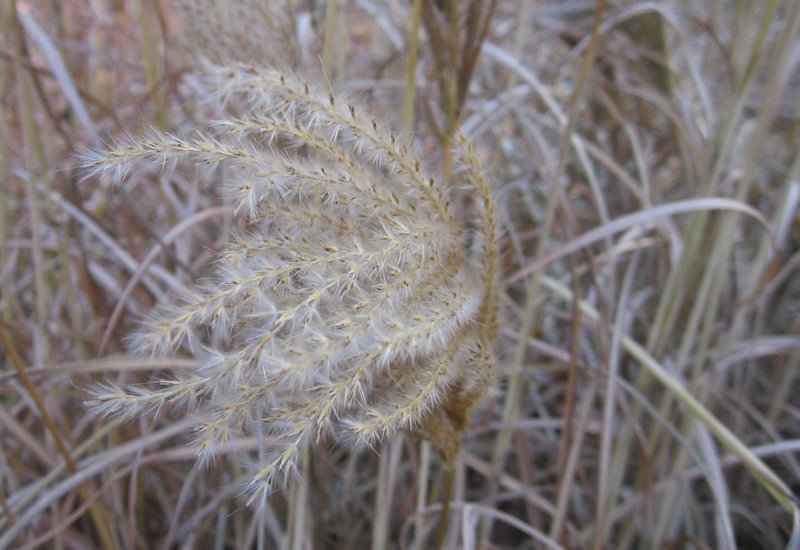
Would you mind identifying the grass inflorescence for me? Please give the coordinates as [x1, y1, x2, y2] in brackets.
[82, 63, 499, 506]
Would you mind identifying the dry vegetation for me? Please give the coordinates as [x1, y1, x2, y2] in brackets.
[1, 1, 799, 549]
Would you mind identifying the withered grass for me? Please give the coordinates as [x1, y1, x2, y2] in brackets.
[1, 1, 799, 548]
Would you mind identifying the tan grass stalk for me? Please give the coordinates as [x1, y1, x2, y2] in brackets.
[131, 0, 168, 130]
[0, 324, 119, 550]
[403, 0, 423, 130]
[322, 0, 344, 85]
[0, 0, 12, 326]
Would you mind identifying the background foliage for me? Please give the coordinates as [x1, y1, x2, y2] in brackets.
[1, 1, 799, 548]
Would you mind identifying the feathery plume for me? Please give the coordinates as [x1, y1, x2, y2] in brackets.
[84, 63, 499, 505]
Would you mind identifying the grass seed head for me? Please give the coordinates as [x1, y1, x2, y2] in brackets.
[84, 62, 499, 502]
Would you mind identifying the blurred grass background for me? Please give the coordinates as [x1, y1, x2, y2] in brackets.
[1, 0, 799, 548]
